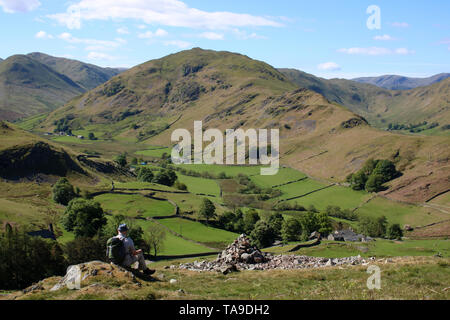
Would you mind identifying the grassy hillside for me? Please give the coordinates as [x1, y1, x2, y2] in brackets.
[280, 68, 450, 134]
[0, 55, 84, 121]
[4, 256, 449, 300]
[0, 53, 123, 121]
[30, 48, 450, 203]
[353, 73, 450, 90]
[27, 52, 123, 90]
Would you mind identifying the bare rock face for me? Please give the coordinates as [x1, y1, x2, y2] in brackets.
[178, 235, 370, 273]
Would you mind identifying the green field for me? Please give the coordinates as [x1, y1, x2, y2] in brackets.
[176, 174, 221, 196]
[275, 179, 326, 200]
[267, 239, 450, 258]
[251, 167, 307, 187]
[355, 197, 448, 227]
[175, 164, 263, 177]
[134, 219, 215, 255]
[285, 185, 370, 210]
[158, 218, 238, 247]
[135, 147, 172, 158]
[94, 193, 175, 218]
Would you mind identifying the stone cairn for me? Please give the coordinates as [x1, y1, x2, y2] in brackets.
[177, 234, 370, 274]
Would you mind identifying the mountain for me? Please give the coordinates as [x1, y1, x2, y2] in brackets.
[27, 52, 124, 91]
[0, 53, 124, 121]
[279, 68, 450, 132]
[34, 48, 450, 203]
[0, 55, 85, 121]
[353, 73, 450, 90]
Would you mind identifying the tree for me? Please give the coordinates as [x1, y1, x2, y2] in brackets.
[145, 224, 166, 257]
[358, 216, 387, 238]
[174, 181, 188, 191]
[267, 213, 284, 237]
[52, 178, 77, 206]
[88, 132, 97, 140]
[387, 224, 403, 240]
[137, 167, 154, 183]
[373, 160, 397, 182]
[365, 173, 385, 192]
[0, 225, 66, 289]
[316, 211, 332, 236]
[281, 218, 302, 243]
[131, 157, 138, 165]
[64, 236, 106, 265]
[114, 153, 127, 167]
[299, 211, 319, 240]
[218, 211, 237, 231]
[250, 220, 276, 248]
[350, 171, 367, 191]
[152, 169, 177, 186]
[199, 198, 216, 223]
[62, 199, 107, 238]
[243, 209, 260, 234]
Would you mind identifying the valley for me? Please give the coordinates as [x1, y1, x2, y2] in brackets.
[0, 48, 448, 300]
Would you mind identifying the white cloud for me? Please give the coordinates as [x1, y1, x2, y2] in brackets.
[87, 51, 116, 61]
[394, 48, 415, 55]
[0, 0, 40, 13]
[338, 47, 414, 56]
[116, 27, 129, 35]
[163, 40, 191, 49]
[199, 32, 224, 40]
[317, 62, 341, 71]
[232, 29, 267, 40]
[47, 0, 282, 30]
[137, 24, 147, 29]
[35, 30, 53, 39]
[390, 22, 410, 28]
[373, 34, 396, 41]
[58, 32, 123, 52]
[138, 28, 169, 39]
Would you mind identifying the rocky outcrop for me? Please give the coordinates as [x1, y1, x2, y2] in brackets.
[0, 142, 85, 179]
[178, 235, 369, 273]
[50, 261, 139, 292]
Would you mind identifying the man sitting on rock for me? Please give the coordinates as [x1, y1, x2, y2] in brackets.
[111, 224, 155, 275]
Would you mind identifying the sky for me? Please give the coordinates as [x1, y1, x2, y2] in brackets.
[0, 0, 449, 79]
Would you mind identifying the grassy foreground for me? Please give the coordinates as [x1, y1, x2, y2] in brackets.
[5, 257, 449, 300]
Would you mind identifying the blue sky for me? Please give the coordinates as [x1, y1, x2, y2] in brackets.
[0, 0, 449, 78]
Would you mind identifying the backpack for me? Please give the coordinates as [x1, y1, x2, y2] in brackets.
[106, 237, 126, 265]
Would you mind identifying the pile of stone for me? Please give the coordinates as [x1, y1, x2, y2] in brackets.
[178, 235, 370, 274]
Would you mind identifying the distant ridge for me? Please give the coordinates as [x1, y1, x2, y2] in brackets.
[279, 68, 450, 131]
[27, 52, 124, 90]
[0, 53, 125, 121]
[352, 73, 450, 90]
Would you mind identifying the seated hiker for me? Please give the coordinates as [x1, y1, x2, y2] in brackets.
[107, 224, 155, 275]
